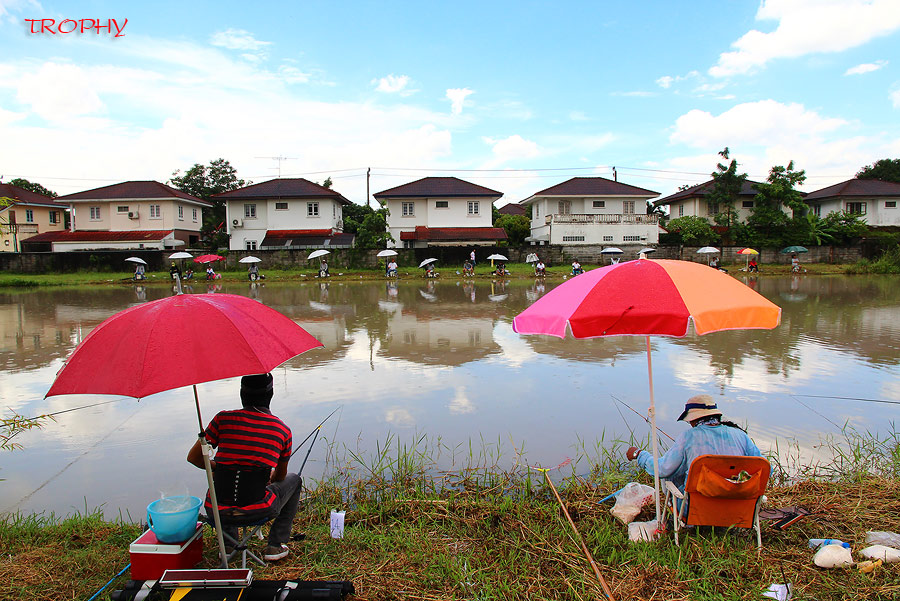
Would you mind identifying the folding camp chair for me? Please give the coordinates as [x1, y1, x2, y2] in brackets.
[663, 455, 770, 548]
[206, 465, 277, 568]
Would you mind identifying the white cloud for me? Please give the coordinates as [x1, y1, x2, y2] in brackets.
[670, 100, 846, 149]
[16, 62, 105, 121]
[892, 87, 900, 107]
[844, 60, 888, 75]
[569, 111, 589, 121]
[483, 135, 540, 162]
[448, 387, 475, 414]
[373, 74, 410, 93]
[385, 407, 415, 427]
[278, 65, 311, 84]
[210, 29, 272, 52]
[0, 0, 38, 22]
[446, 87, 474, 115]
[655, 71, 700, 89]
[710, 0, 900, 77]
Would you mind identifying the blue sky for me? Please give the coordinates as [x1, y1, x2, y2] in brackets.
[1, 0, 899, 205]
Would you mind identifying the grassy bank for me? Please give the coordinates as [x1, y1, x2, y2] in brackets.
[2, 431, 899, 600]
[0, 260, 855, 288]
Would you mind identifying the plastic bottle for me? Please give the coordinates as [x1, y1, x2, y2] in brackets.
[809, 538, 850, 549]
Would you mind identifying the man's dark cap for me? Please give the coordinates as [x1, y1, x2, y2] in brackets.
[241, 373, 274, 407]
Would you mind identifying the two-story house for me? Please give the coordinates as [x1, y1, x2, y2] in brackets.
[520, 177, 660, 245]
[0, 183, 68, 252]
[374, 177, 507, 248]
[805, 179, 900, 226]
[652, 179, 766, 224]
[216, 178, 353, 251]
[23, 181, 209, 251]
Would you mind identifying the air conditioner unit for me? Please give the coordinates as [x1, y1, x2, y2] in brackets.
[128, 211, 139, 219]
[232, 218, 243, 227]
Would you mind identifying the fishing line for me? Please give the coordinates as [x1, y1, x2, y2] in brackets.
[792, 394, 900, 406]
[3, 398, 127, 447]
[610, 394, 676, 443]
[290, 406, 340, 458]
[789, 395, 844, 430]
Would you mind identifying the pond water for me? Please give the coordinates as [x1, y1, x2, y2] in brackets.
[1, 275, 898, 519]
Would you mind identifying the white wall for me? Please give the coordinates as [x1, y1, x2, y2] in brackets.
[71, 199, 204, 232]
[226, 198, 344, 250]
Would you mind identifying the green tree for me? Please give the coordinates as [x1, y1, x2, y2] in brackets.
[342, 203, 374, 235]
[495, 214, 531, 245]
[2, 412, 49, 455]
[664, 216, 720, 245]
[708, 147, 748, 229]
[316, 177, 333, 189]
[799, 213, 835, 246]
[8, 178, 58, 198]
[822, 211, 869, 245]
[169, 158, 248, 248]
[856, 158, 900, 182]
[355, 204, 393, 248]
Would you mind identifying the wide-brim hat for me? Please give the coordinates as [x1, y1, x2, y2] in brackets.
[677, 394, 722, 422]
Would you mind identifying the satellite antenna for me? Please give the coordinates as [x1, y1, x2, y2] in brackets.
[256, 156, 296, 178]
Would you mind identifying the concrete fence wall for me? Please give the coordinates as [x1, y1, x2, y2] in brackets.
[0, 244, 864, 274]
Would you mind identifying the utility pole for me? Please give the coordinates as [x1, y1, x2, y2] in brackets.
[366, 167, 371, 207]
[256, 156, 296, 178]
[612, 166, 617, 182]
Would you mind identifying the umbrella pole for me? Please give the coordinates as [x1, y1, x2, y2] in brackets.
[646, 336, 662, 530]
[193, 385, 229, 568]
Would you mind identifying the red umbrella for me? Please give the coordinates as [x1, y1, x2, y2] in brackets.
[194, 254, 225, 264]
[46, 293, 323, 565]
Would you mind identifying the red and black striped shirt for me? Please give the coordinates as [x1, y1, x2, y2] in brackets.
[204, 408, 292, 513]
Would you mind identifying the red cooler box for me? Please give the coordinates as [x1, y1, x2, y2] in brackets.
[130, 523, 204, 580]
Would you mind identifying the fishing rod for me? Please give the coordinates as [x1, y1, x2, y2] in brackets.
[792, 394, 900, 406]
[610, 394, 676, 442]
[3, 398, 125, 447]
[290, 406, 341, 478]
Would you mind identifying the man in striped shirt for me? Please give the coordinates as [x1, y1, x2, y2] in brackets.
[188, 372, 301, 561]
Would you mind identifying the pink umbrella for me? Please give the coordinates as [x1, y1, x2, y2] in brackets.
[512, 258, 780, 525]
[194, 254, 225, 264]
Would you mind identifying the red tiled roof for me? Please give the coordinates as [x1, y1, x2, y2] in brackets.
[0, 184, 67, 208]
[498, 203, 527, 216]
[805, 178, 900, 200]
[653, 179, 765, 206]
[23, 230, 174, 243]
[531, 177, 658, 197]
[57, 181, 211, 206]
[261, 230, 353, 247]
[215, 179, 351, 205]
[399, 226, 508, 241]
[374, 177, 502, 199]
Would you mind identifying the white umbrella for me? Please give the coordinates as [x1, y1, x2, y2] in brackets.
[600, 247, 623, 254]
[638, 247, 656, 255]
[124, 257, 147, 265]
[486, 253, 508, 261]
[239, 256, 262, 264]
[169, 252, 193, 260]
[376, 249, 398, 257]
[307, 249, 331, 260]
[418, 258, 438, 268]
[696, 247, 720, 254]
[525, 253, 539, 263]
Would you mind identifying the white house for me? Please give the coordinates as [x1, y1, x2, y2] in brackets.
[520, 177, 660, 245]
[216, 178, 353, 251]
[25, 181, 209, 251]
[653, 179, 766, 223]
[374, 177, 507, 248]
[805, 179, 900, 226]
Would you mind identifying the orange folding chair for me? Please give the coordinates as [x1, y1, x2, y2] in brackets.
[663, 455, 770, 548]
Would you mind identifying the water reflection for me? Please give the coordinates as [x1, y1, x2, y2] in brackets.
[0, 276, 898, 517]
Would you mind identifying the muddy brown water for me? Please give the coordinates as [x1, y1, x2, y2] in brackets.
[1, 275, 898, 518]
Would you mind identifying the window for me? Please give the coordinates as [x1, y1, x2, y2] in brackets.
[603, 235, 614, 242]
[558, 200, 571, 215]
[678, 205, 684, 217]
[275, 202, 288, 210]
[177, 206, 184, 220]
[742, 200, 754, 209]
[89, 206, 101, 220]
[149, 205, 161, 219]
[562, 235, 585, 242]
[535, 205, 540, 218]
[307, 202, 319, 217]
[885, 201, 897, 209]
[192, 208, 198, 222]
[467, 201, 480, 215]
[435, 200, 449, 208]
[592, 201, 606, 208]
[707, 202, 719, 215]
[25, 209, 34, 223]
[623, 235, 642, 242]
[244, 204, 257, 218]
[846, 202, 866, 215]
[245, 240, 257, 250]
[402, 202, 415, 216]
[333, 204, 336, 217]
[623, 201, 635, 214]
[49, 211, 58, 224]
[813, 204, 821, 217]
[117, 205, 129, 214]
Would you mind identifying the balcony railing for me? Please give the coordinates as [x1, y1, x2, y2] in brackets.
[2, 224, 39, 234]
[544, 213, 659, 225]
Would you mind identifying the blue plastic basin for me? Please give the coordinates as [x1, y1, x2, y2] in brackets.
[146, 495, 202, 543]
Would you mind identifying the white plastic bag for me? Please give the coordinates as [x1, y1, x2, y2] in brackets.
[628, 519, 659, 542]
[866, 531, 900, 548]
[610, 482, 655, 524]
[813, 543, 853, 568]
[860, 545, 900, 563]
